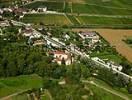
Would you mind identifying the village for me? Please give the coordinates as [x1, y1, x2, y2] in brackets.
[0, 16, 124, 71]
[0, 0, 132, 99]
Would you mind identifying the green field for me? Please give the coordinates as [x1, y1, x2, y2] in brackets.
[22, 14, 72, 25]
[21, 0, 132, 27]
[24, 1, 65, 12]
[72, 3, 132, 15]
[0, 74, 43, 98]
[87, 77, 132, 99]
[84, 0, 132, 9]
[76, 16, 132, 25]
[86, 85, 124, 100]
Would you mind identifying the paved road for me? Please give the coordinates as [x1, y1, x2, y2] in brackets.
[82, 80, 130, 100]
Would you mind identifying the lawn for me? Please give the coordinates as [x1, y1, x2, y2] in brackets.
[22, 14, 72, 25]
[0, 74, 43, 98]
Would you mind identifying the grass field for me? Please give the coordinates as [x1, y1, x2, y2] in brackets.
[72, 3, 132, 15]
[84, 0, 132, 9]
[87, 77, 132, 99]
[76, 16, 132, 25]
[21, 0, 132, 27]
[86, 85, 124, 100]
[22, 14, 72, 25]
[0, 74, 43, 98]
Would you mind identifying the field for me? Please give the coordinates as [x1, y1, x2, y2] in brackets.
[22, 14, 72, 25]
[87, 77, 132, 99]
[73, 29, 132, 62]
[0, 74, 43, 98]
[24, 1, 65, 12]
[72, 3, 132, 15]
[21, 0, 132, 27]
[76, 16, 132, 25]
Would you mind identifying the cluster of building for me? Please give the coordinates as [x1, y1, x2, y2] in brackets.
[18, 25, 74, 65]
[78, 31, 100, 47]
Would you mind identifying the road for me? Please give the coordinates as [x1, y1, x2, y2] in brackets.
[82, 80, 130, 100]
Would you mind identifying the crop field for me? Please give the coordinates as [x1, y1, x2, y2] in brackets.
[72, 4, 132, 15]
[84, 0, 132, 9]
[73, 29, 132, 62]
[22, 14, 72, 25]
[76, 16, 132, 25]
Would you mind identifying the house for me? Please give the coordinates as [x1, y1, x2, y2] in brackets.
[52, 50, 73, 65]
[79, 31, 99, 44]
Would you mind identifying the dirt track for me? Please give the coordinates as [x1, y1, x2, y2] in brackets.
[73, 29, 132, 62]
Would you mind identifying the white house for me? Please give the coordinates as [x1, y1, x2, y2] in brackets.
[53, 50, 73, 65]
